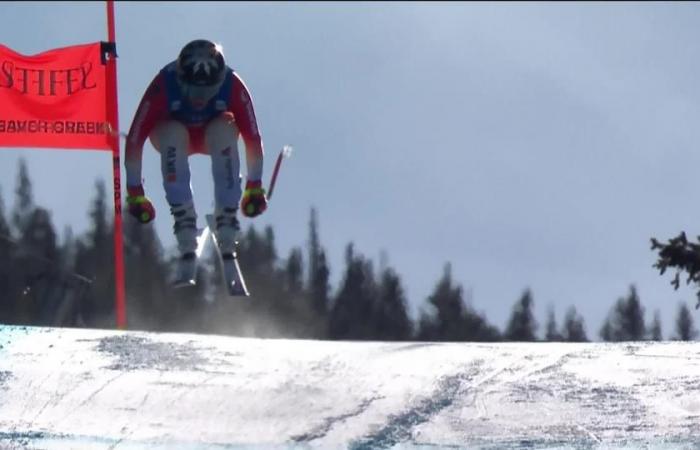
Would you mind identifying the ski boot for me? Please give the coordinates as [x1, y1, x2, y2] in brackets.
[171, 201, 199, 287]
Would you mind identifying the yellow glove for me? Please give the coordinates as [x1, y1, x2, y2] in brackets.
[126, 185, 155, 223]
[241, 180, 267, 218]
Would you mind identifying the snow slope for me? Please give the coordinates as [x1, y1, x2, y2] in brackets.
[1, 325, 699, 449]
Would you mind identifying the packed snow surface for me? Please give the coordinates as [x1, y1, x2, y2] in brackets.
[1, 325, 699, 449]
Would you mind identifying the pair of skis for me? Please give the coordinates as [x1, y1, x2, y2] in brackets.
[173, 214, 249, 296]
[171, 145, 292, 297]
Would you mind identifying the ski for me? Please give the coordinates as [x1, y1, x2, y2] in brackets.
[206, 214, 250, 297]
[172, 226, 211, 288]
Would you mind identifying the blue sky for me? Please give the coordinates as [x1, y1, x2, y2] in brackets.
[2, 2, 700, 337]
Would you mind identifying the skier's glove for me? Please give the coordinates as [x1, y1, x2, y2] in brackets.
[241, 180, 267, 218]
[126, 185, 156, 224]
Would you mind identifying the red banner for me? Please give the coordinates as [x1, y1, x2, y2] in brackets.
[0, 42, 111, 150]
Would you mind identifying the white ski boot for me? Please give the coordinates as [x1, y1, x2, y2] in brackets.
[171, 201, 199, 287]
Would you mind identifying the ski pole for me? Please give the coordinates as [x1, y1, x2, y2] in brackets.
[267, 145, 292, 200]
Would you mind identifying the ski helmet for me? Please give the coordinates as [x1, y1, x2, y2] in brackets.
[176, 39, 226, 87]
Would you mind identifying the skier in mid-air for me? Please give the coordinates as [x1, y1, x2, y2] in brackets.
[123, 39, 267, 280]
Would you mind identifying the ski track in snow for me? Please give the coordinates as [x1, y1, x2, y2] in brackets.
[291, 395, 382, 443]
[349, 369, 479, 450]
[2, 326, 700, 449]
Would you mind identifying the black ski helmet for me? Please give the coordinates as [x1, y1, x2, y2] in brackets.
[176, 39, 226, 87]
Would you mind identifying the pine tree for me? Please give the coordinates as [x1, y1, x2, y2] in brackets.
[544, 306, 562, 341]
[15, 207, 60, 325]
[123, 210, 171, 331]
[12, 158, 34, 233]
[0, 187, 18, 324]
[239, 224, 265, 271]
[308, 207, 330, 316]
[59, 226, 77, 270]
[7, 159, 64, 325]
[285, 247, 304, 294]
[281, 245, 326, 339]
[238, 224, 278, 276]
[48, 225, 89, 327]
[600, 318, 613, 342]
[462, 305, 501, 342]
[674, 303, 697, 341]
[651, 232, 700, 308]
[374, 266, 412, 341]
[74, 179, 115, 328]
[504, 289, 538, 341]
[600, 285, 646, 341]
[649, 310, 663, 341]
[19, 208, 58, 260]
[311, 250, 330, 315]
[0, 187, 12, 241]
[262, 226, 278, 272]
[561, 306, 588, 342]
[417, 263, 465, 341]
[621, 285, 646, 340]
[328, 243, 378, 340]
[238, 224, 292, 332]
[416, 263, 499, 342]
